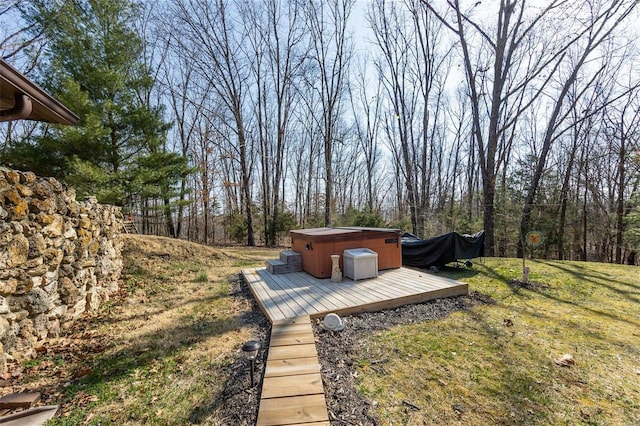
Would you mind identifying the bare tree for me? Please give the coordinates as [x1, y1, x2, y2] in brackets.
[369, 0, 420, 233]
[243, 0, 307, 245]
[1, 1, 45, 63]
[604, 88, 640, 263]
[305, 0, 355, 226]
[517, 0, 639, 258]
[160, 54, 204, 240]
[423, 0, 631, 256]
[349, 54, 384, 212]
[368, 0, 452, 236]
[291, 82, 324, 226]
[171, 0, 256, 245]
[0, 2, 45, 159]
[556, 92, 591, 260]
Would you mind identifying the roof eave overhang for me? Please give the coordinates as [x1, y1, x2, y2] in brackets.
[0, 58, 79, 125]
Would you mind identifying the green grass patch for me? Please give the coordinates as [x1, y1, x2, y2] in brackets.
[357, 258, 640, 425]
[193, 272, 208, 282]
[231, 260, 259, 268]
[169, 261, 205, 273]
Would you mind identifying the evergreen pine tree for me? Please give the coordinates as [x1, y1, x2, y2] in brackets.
[10, 0, 180, 207]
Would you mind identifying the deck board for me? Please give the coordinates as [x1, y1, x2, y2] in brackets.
[244, 266, 468, 322]
[257, 394, 329, 426]
[257, 273, 305, 318]
[265, 357, 321, 378]
[270, 331, 316, 347]
[274, 279, 337, 314]
[267, 344, 318, 360]
[276, 272, 365, 309]
[261, 373, 324, 399]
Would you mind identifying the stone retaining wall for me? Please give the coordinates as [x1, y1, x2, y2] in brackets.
[0, 168, 123, 371]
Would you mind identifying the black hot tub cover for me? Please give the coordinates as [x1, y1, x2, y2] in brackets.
[401, 230, 485, 268]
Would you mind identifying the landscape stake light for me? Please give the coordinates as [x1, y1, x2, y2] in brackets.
[242, 340, 261, 387]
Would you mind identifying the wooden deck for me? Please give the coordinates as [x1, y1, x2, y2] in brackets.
[257, 316, 329, 426]
[243, 267, 468, 323]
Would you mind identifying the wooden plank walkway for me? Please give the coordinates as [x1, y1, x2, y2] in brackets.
[257, 316, 330, 426]
[243, 266, 468, 322]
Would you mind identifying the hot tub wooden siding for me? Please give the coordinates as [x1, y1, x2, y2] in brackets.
[290, 227, 401, 278]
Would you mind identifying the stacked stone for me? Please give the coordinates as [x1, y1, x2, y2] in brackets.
[0, 167, 123, 371]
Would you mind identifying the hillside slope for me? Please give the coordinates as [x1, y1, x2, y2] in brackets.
[2, 235, 278, 425]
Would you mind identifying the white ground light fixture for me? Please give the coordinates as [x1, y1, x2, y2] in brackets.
[322, 313, 345, 331]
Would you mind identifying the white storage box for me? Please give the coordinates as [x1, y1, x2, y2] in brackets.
[343, 248, 378, 281]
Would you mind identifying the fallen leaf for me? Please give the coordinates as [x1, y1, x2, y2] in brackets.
[73, 366, 93, 378]
[554, 353, 575, 366]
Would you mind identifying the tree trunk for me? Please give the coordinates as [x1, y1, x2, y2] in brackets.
[582, 168, 588, 261]
[615, 129, 625, 263]
[557, 140, 578, 260]
[163, 197, 176, 238]
[324, 133, 333, 226]
[482, 176, 496, 257]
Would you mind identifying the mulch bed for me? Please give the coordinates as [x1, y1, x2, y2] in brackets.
[220, 274, 493, 425]
[212, 274, 270, 425]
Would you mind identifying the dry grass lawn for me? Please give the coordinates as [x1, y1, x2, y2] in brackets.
[6, 235, 278, 425]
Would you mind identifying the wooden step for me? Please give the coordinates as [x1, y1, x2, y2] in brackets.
[257, 394, 329, 426]
[266, 259, 302, 274]
[273, 316, 311, 326]
[0, 392, 40, 409]
[0, 405, 59, 424]
[261, 372, 324, 399]
[270, 330, 316, 347]
[279, 250, 302, 265]
[122, 221, 138, 234]
[267, 344, 318, 360]
[265, 356, 321, 378]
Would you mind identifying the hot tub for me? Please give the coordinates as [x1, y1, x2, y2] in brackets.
[290, 227, 401, 278]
